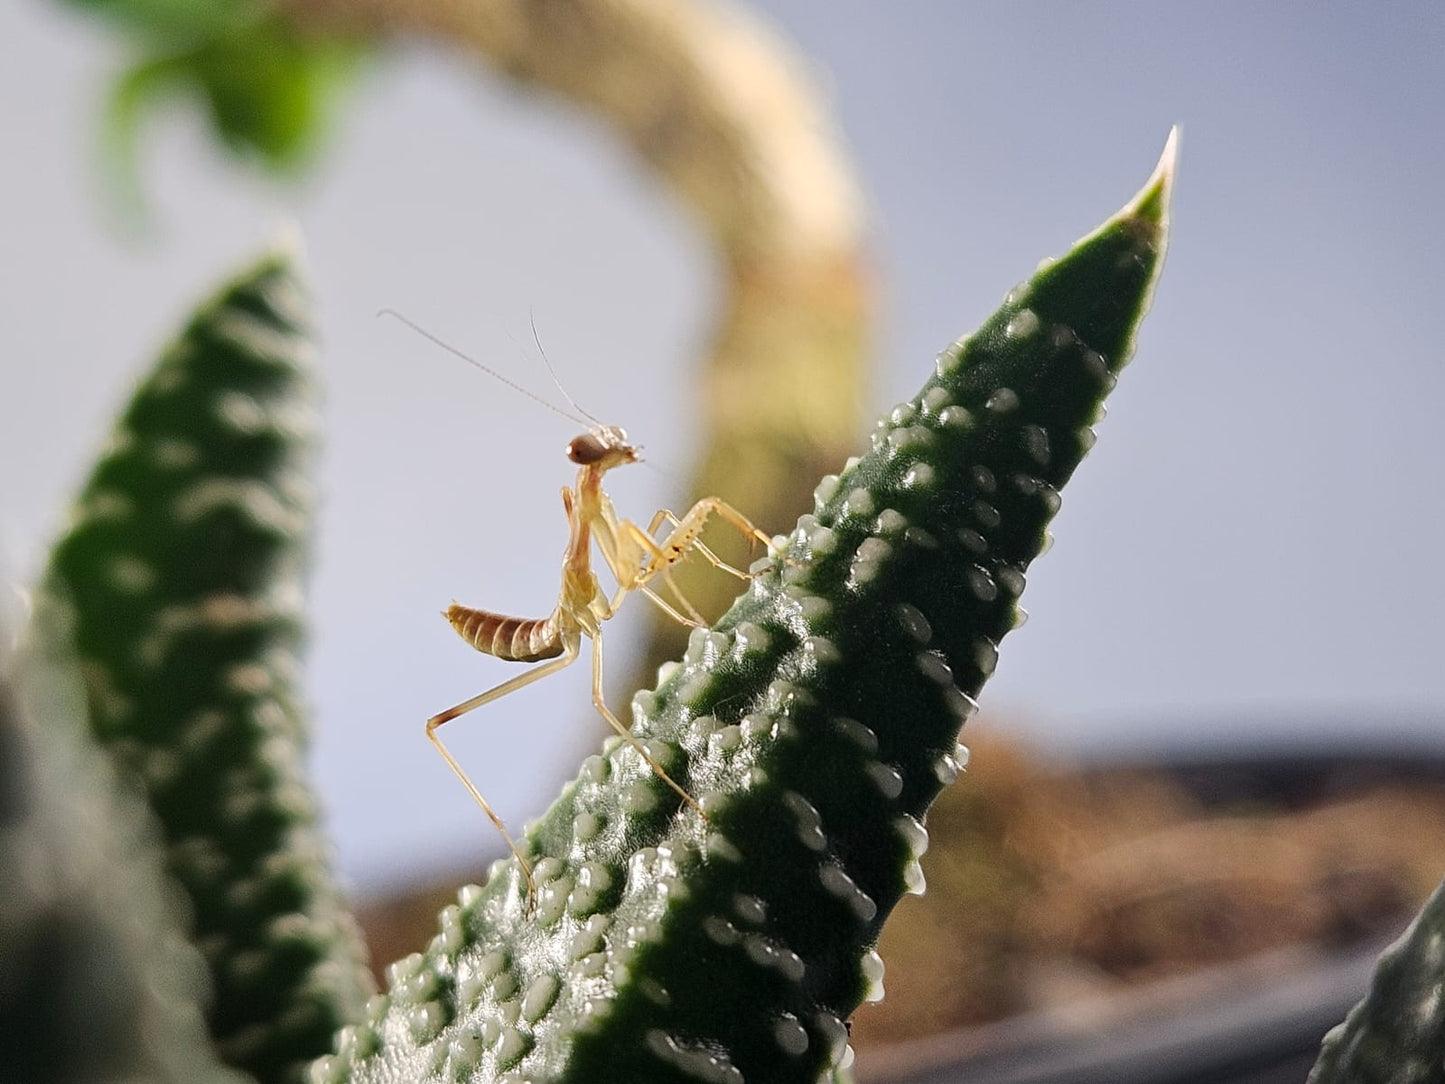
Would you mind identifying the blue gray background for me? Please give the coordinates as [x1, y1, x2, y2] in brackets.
[4, 3, 1442, 891]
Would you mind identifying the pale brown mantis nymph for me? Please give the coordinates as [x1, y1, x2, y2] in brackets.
[385, 312, 772, 901]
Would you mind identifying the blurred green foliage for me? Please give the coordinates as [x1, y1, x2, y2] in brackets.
[55, 0, 365, 213]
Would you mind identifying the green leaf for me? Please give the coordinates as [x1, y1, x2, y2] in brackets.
[317, 135, 1175, 1084]
[1308, 874, 1445, 1083]
[54, 0, 258, 41]
[105, 15, 363, 175]
[79, 2, 365, 219]
[41, 244, 374, 1084]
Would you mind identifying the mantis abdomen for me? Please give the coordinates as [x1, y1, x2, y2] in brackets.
[445, 602, 564, 663]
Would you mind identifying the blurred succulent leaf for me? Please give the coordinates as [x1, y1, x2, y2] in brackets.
[40, 245, 373, 1084]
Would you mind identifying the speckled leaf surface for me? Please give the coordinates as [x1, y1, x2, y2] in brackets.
[42, 247, 373, 1084]
[320, 136, 1174, 1084]
[1309, 874, 1445, 1083]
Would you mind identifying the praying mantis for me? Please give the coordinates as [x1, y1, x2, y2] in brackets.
[388, 313, 772, 901]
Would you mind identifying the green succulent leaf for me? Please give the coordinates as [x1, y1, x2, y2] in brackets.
[1308, 874, 1445, 1083]
[1, 633, 250, 1084]
[316, 136, 1175, 1084]
[41, 245, 373, 1084]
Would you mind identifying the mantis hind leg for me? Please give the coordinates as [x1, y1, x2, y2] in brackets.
[589, 629, 703, 818]
[426, 648, 578, 905]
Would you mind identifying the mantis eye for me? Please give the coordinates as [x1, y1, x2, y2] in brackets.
[566, 433, 607, 464]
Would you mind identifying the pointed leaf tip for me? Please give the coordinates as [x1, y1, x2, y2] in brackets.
[1126, 127, 1178, 231]
[1062, 129, 1177, 266]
